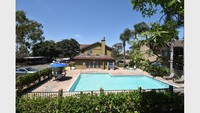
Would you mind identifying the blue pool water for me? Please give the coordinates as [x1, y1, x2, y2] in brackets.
[69, 73, 171, 92]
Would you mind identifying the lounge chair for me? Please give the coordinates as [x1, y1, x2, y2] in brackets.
[174, 75, 184, 83]
[163, 73, 175, 80]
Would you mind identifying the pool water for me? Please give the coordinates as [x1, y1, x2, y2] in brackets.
[69, 73, 171, 92]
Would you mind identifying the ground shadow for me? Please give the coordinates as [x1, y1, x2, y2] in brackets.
[58, 76, 72, 81]
[20, 76, 73, 95]
[21, 77, 53, 94]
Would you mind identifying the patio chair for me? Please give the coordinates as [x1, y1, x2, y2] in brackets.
[174, 75, 184, 83]
[163, 73, 175, 80]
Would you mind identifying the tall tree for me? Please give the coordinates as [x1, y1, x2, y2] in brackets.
[134, 22, 149, 39]
[16, 10, 45, 57]
[56, 38, 80, 59]
[120, 28, 132, 68]
[129, 22, 150, 49]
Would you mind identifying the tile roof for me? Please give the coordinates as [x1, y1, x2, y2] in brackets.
[80, 44, 90, 50]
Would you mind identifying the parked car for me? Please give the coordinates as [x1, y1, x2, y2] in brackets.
[16, 67, 38, 76]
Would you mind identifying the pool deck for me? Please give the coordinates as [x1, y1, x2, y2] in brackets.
[30, 68, 184, 92]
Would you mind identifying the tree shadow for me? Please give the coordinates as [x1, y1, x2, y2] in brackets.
[20, 77, 53, 94]
[58, 76, 72, 81]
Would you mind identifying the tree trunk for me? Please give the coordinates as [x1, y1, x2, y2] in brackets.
[170, 40, 174, 73]
[123, 44, 126, 68]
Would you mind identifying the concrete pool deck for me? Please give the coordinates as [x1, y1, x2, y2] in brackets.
[30, 68, 184, 92]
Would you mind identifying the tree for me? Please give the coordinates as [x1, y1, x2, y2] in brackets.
[111, 43, 123, 59]
[56, 38, 80, 59]
[130, 0, 184, 27]
[16, 10, 45, 57]
[120, 28, 132, 68]
[134, 22, 149, 39]
[130, 0, 184, 70]
[32, 40, 57, 58]
[129, 22, 150, 49]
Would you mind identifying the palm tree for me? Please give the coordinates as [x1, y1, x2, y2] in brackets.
[120, 28, 131, 68]
[129, 22, 149, 49]
[134, 22, 149, 39]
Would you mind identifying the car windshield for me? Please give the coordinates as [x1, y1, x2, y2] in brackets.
[26, 67, 36, 71]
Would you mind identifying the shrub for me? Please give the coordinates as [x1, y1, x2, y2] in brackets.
[16, 68, 52, 91]
[16, 91, 184, 113]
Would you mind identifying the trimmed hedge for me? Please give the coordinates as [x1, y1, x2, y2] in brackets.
[16, 68, 52, 91]
[16, 91, 184, 113]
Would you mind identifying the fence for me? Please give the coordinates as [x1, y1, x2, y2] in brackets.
[20, 86, 173, 98]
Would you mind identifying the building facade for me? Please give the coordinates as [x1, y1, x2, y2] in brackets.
[73, 37, 115, 69]
[140, 40, 184, 75]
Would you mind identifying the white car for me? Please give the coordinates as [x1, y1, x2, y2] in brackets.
[16, 67, 37, 76]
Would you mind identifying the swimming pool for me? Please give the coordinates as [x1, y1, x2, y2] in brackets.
[69, 73, 172, 92]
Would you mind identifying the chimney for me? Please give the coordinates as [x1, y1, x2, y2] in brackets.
[101, 37, 106, 55]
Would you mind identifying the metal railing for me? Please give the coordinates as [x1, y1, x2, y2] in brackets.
[20, 87, 173, 98]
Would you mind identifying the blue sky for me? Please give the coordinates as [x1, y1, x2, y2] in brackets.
[16, 0, 184, 50]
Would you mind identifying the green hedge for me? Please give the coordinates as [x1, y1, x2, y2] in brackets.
[16, 68, 52, 91]
[16, 91, 184, 113]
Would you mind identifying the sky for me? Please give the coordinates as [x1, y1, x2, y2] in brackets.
[16, 0, 184, 50]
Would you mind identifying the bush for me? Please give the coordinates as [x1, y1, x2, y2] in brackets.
[16, 68, 52, 91]
[16, 91, 184, 113]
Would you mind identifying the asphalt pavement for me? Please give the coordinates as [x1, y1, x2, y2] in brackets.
[21, 63, 51, 71]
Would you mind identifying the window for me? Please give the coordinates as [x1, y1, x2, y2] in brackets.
[87, 49, 92, 54]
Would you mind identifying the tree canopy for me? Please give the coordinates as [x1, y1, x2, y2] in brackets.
[56, 38, 80, 59]
[131, 0, 184, 27]
[32, 40, 57, 58]
[111, 43, 123, 59]
[16, 10, 45, 57]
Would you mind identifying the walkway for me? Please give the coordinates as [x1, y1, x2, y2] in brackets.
[30, 68, 184, 92]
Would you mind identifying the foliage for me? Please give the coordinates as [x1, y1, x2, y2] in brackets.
[32, 40, 58, 58]
[16, 68, 52, 91]
[111, 43, 123, 59]
[16, 10, 45, 57]
[16, 91, 184, 113]
[128, 0, 184, 67]
[128, 40, 169, 77]
[130, 0, 184, 27]
[146, 65, 170, 77]
[111, 49, 121, 59]
[56, 38, 80, 59]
